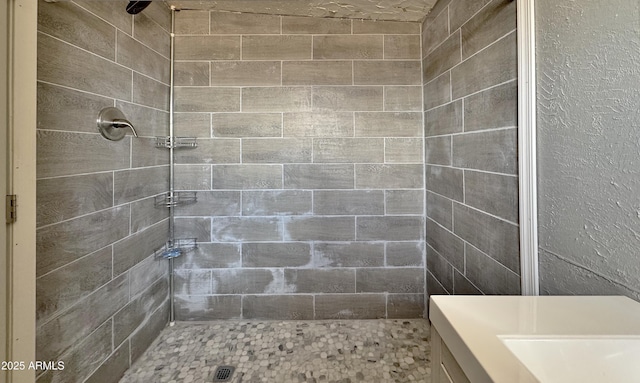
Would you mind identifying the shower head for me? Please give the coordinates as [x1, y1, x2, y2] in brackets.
[126, 1, 152, 14]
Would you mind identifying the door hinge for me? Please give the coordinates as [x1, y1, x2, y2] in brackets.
[6, 195, 17, 224]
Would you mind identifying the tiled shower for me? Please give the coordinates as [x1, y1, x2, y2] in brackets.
[34, 0, 519, 381]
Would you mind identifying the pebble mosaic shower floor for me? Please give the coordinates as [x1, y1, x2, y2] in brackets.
[119, 319, 431, 383]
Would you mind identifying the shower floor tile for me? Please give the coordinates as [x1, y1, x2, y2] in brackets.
[119, 319, 431, 383]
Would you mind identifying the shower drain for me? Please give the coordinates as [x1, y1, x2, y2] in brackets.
[212, 365, 235, 382]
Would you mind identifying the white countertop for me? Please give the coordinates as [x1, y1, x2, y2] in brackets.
[429, 296, 640, 383]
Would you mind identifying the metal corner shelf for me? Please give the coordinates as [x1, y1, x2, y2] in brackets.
[155, 136, 198, 149]
[154, 238, 198, 259]
[154, 191, 197, 208]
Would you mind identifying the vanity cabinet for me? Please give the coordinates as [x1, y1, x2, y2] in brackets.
[431, 327, 470, 383]
[429, 295, 640, 383]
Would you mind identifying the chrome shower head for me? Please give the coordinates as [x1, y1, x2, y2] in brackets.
[126, 1, 152, 15]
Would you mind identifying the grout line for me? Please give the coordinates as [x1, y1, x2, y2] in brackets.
[312, 294, 316, 320]
[425, 125, 518, 139]
[459, 25, 463, 61]
[446, 4, 451, 35]
[467, 241, 522, 278]
[111, 246, 115, 280]
[461, 167, 466, 204]
[209, 113, 214, 138]
[382, 34, 386, 59]
[36, 243, 115, 282]
[115, 27, 119, 62]
[449, 70, 453, 102]
[38, 31, 148, 82]
[36, 80, 171, 114]
[129, 136, 134, 168]
[460, 96, 465, 132]
[111, 318, 115, 357]
[449, 134, 454, 166]
[36, 188, 169, 230]
[36, 169, 120, 182]
[452, 198, 519, 226]
[453, 28, 517, 68]
[210, 164, 214, 191]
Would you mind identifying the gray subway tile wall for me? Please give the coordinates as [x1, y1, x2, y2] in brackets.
[36, 1, 171, 382]
[174, 10, 426, 320]
[422, 0, 521, 296]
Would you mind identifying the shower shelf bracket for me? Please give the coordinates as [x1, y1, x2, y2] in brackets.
[155, 136, 198, 149]
[154, 191, 197, 208]
[154, 238, 198, 259]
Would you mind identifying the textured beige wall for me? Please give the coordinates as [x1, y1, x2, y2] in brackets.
[537, 0, 640, 299]
[173, 11, 426, 320]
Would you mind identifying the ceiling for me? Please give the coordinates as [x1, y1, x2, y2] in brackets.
[166, 0, 438, 22]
